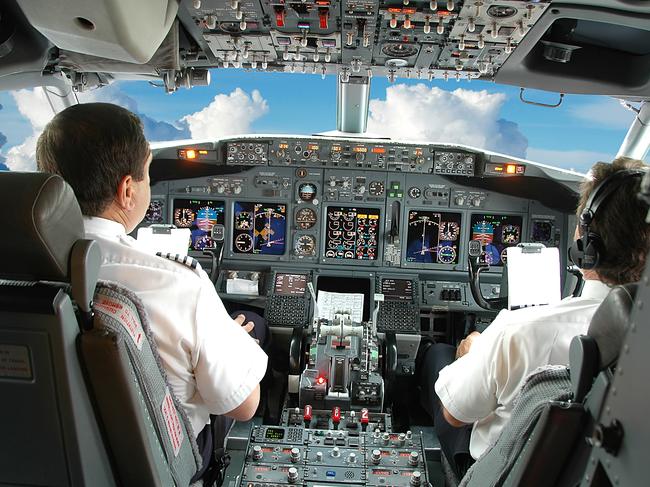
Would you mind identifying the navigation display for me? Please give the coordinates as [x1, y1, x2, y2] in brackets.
[324, 206, 380, 260]
[470, 213, 523, 266]
[172, 199, 225, 251]
[233, 202, 287, 255]
[406, 210, 462, 265]
[274, 273, 308, 296]
[381, 278, 414, 301]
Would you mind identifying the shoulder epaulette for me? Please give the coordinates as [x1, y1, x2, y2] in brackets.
[156, 252, 200, 272]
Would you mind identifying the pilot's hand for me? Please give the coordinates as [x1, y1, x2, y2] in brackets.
[456, 331, 481, 359]
[234, 314, 255, 333]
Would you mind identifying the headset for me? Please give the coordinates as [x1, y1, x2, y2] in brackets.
[568, 168, 646, 270]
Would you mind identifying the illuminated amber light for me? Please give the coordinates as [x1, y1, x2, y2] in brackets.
[506, 164, 517, 174]
[186, 149, 197, 159]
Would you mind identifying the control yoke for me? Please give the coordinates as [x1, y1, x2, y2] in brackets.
[202, 224, 225, 284]
[468, 239, 508, 311]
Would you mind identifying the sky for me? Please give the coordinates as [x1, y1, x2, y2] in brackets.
[0, 69, 638, 173]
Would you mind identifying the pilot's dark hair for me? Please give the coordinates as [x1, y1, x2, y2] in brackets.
[576, 157, 650, 285]
[36, 102, 149, 216]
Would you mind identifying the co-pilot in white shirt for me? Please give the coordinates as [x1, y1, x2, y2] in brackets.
[435, 279, 612, 460]
[84, 216, 268, 436]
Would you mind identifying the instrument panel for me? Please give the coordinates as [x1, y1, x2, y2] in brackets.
[147, 136, 577, 312]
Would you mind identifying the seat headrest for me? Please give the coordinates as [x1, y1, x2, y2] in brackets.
[588, 284, 637, 369]
[0, 172, 84, 282]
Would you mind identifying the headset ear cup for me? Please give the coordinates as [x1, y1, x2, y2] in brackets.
[581, 232, 603, 270]
[568, 237, 585, 267]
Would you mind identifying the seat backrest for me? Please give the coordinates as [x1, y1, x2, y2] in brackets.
[459, 284, 637, 487]
[0, 172, 114, 486]
[82, 281, 201, 486]
[0, 172, 200, 486]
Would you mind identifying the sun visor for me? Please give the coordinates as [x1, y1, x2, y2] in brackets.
[15, 0, 178, 64]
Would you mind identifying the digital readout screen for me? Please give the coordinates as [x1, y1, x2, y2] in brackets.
[264, 427, 286, 440]
[470, 213, 523, 266]
[324, 206, 380, 260]
[381, 278, 414, 301]
[233, 202, 287, 255]
[172, 199, 225, 251]
[405, 210, 462, 265]
[274, 273, 308, 296]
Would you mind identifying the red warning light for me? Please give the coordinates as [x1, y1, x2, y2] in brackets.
[316, 376, 326, 385]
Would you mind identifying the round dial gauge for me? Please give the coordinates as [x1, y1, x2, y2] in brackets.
[174, 208, 195, 228]
[369, 181, 385, 196]
[438, 245, 457, 264]
[295, 235, 316, 256]
[439, 222, 460, 241]
[234, 233, 253, 253]
[502, 224, 521, 244]
[235, 211, 253, 230]
[296, 207, 317, 230]
[195, 235, 214, 250]
[298, 183, 317, 202]
[408, 187, 421, 199]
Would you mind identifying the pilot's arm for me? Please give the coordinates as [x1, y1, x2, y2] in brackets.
[435, 323, 509, 427]
[192, 279, 268, 421]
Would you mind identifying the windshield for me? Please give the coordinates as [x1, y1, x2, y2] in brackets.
[0, 71, 636, 173]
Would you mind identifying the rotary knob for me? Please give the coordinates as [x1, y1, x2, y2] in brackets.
[332, 447, 341, 458]
[406, 430, 412, 439]
[216, 184, 226, 194]
[233, 185, 242, 194]
[398, 433, 406, 447]
[471, 196, 481, 207]
[348, 452, 357, 463]
[316, 451, 323, 462]
[290, 447, 301, 463]
[329, 179, 337, 187]
[252, 445, 263, 461]
[454, 195, 465, 206]
[409, 451, 419, 466]
[288, 466, 299, 483]
[371, 449, 381, 465]
[373, 429, 381, 439]
[382, 433, 390, 445]
[410, 470, 422, 486]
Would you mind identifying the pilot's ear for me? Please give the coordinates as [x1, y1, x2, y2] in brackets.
[116, 174, 136, 210]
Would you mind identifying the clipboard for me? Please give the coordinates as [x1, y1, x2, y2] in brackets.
[506, 244, 561, 310]
[136, 225, 191, 256]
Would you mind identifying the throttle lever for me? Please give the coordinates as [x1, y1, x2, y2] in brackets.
[202, 224, 225, 284]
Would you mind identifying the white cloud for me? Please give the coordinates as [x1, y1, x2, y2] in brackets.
[526, 147, 614, 173]
[366, 84, 528, 157]
[4, 89, 56, 171]
[182, 88, 269, 139]
[569, 98, 636, 129]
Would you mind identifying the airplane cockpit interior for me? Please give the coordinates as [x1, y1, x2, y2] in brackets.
[0, 0, 649, 486]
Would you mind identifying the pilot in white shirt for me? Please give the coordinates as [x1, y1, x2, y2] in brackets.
[84, 216, 268, 435]
[435, 279, 611, 459]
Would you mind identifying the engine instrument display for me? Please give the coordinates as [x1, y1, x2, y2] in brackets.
[381, 278, 414, 301]
[172, 199, 225, 251]
[324, 206, 380, 260]
[406, 210, 462, 265]
[470, 213, 523, 266]
[274, 273, 308, 296]
[233, 202, 287, 255]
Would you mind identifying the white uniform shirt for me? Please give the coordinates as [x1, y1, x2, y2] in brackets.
[84, 217, 268, 435]
[435, 280, 612, 459]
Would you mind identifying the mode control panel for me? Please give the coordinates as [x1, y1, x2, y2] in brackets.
[433, 151, 477, 176]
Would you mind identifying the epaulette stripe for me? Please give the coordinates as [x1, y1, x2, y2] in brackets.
[191, 259, 198, 269]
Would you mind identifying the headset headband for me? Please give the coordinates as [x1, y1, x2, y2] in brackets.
[580, 169, 646, 226]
